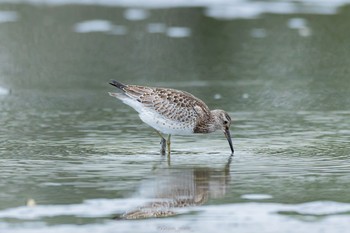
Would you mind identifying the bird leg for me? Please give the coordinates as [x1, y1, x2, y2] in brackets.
[160, 138, 166, 155]
[167, 134, 171, 157]
[155, 130, 166, 156]
[154, 131, 172, 156]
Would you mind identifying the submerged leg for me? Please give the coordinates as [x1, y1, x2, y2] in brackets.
[167, 134, 171, 156]
[155, 130, 166, 156]
[160, 138, 166, 155]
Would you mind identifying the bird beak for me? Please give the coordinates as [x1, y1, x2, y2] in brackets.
[224, 128, 234, 155]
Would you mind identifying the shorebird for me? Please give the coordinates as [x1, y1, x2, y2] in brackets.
[108, 80, 234, 156]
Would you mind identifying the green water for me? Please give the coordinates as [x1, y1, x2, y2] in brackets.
[0, 2, 350, 232]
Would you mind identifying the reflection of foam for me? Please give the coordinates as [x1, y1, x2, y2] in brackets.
[288, 18, 312, 37]
[166, 27, 191, 38]
[250, 28, 267, 38]
[73, 20, 190, 37]
[0, 86, 10, 95]
[0, 11, 18, 23]
[288, 18, 307, 29]
[2, 0, 349, 19]
[146, 23, 166, 33]
[241, 193, 273, 200]
[74, 20, 127, 35]
[124, 8, 149, 21]
[74, 20, 113, 33]
[110, 25, 127, 35]
[146, 24, 191, 37]
[213, 93, 222, 100]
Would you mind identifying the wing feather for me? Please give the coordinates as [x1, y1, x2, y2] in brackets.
[123, 86, 211, 123]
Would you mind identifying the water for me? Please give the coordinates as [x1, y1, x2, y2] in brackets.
[1, 1, 350, 232]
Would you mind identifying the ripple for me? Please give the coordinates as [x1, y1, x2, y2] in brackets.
[250, 28, 267, 38]
[146, 23, 166, 33]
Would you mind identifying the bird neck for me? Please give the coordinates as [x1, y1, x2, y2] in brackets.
[193, 112, 220, 133]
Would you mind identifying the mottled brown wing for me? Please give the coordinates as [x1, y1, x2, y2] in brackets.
[124, 85, 211, 123]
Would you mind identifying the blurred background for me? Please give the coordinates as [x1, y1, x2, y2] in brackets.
[1, 0, 349, 111]
[0, 0, 350, 232]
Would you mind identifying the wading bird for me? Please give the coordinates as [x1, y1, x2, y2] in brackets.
[109, 80, 234, 156]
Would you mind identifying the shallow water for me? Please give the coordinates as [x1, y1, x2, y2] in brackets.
[1, 1, 350, 232]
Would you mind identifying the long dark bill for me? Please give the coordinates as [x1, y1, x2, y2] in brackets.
[109, 80, 127, 90]
[224, 128, 234, 155]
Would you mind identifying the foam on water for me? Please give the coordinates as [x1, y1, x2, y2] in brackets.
[241, 194, 273, 200]
[0, 11, 19, 23]
[1, 0, 350, 19]
[0, 198, 147, 219]
[166, 27, 191, 38]
[73, 20, 113, 33]
[0, 86, 10, 95]
[123, 8, 149, 21]
[73, 20, 128, 35]
[1, 200, 350, 233]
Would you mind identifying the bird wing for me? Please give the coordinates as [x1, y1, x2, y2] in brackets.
[123, 85, 211, 123]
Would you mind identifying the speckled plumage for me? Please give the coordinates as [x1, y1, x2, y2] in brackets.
[109, 80, 234, 154]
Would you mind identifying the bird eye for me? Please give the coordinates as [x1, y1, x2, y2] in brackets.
[224, 120, 228, 124]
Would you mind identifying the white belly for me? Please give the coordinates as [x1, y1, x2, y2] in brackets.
[119, 96, 194, 135]
[139, 111, 194, 135]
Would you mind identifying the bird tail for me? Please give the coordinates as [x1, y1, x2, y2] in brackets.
[109, 80, 127, 91]
[108, 92, 125, 99]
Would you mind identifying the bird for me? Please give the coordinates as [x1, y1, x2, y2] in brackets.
[108, 80, 234, 156]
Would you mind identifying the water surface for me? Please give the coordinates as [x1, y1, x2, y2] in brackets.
[0, 0, 350, 232]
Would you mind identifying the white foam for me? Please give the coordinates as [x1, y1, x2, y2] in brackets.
[288, 18, 307, 29]
[242, 93, 250, 99]
[241, 193, 273, 200]
[288, 18, 312, 37]
[1, 201, 350, 233]
[1, 0, 348, 19]
[0, 198, 146, 219]
[123, 8, 149, 21]
[213, 94, 222, 100]
[0, 86, 10, 95]
[74, 20, 113, 33]
[166, 27, 191, 38]
[0, 11, 19, 23]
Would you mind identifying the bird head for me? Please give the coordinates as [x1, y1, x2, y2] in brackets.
[211, 110, 234, 154]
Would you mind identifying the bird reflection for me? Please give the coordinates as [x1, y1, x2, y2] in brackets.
[117, 155, 232, 219]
